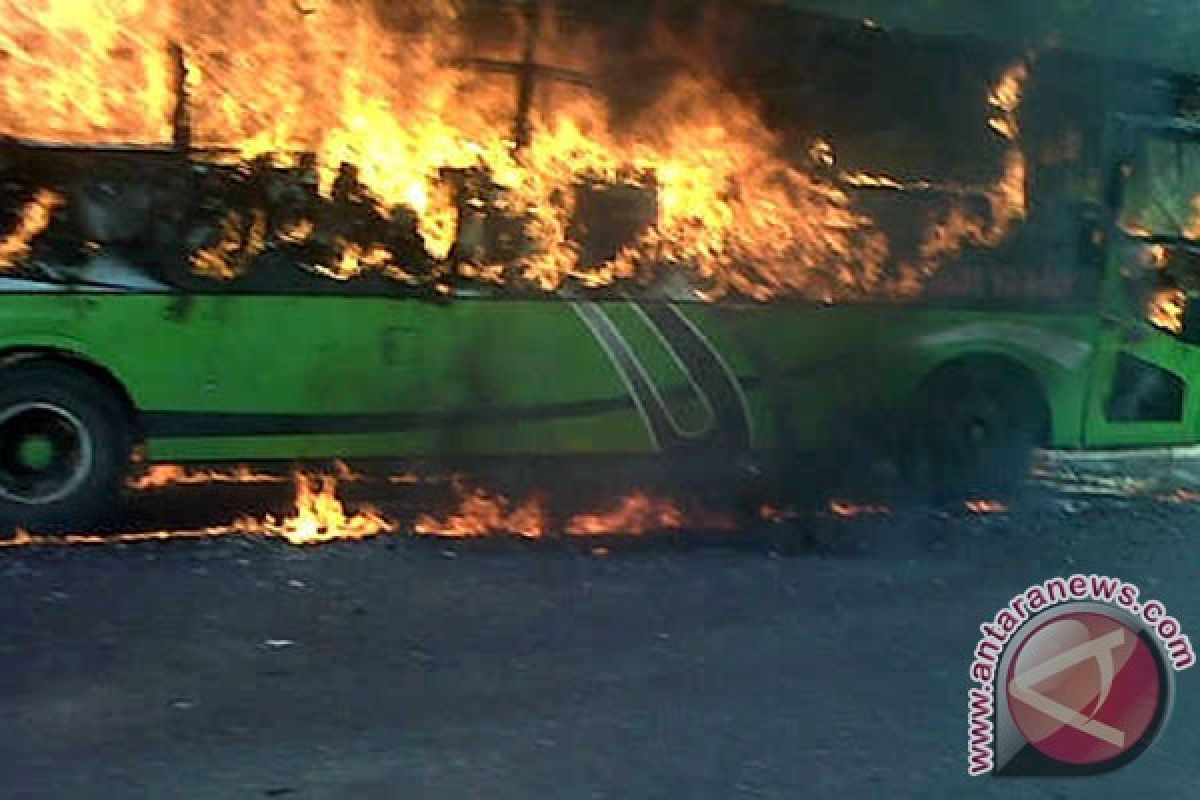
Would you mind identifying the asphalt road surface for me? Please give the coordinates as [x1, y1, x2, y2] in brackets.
[2, 479, 1198, 799]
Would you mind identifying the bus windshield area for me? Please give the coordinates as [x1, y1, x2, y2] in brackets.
[1121, 131, 1200, 241]
[1118, 131, 1200, 338]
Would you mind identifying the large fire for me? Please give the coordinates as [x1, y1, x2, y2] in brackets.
[0, 0, 176, 143]
[0, 0, 1028, 300]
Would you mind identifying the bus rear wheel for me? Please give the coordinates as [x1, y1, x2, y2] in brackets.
[0, 363, 132, 536]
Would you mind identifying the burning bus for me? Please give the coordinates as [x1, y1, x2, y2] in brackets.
[1, 1, 1199, 532]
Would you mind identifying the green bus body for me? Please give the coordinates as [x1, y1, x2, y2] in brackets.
[0, 279, 1182, 466]
[5, 86, 1200, 491]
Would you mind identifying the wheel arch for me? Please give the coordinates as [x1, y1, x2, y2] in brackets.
[0, 346, 143, 442]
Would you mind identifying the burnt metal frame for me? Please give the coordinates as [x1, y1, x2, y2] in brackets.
[451, 0, 595, 151]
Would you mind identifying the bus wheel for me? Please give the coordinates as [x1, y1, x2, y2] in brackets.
[0, 363, 133, 536]
[903, 361, 1045, 501]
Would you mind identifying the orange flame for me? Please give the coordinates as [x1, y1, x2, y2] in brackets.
[128, 464, 284, 489]
[838, 60, 1029, 296]
[1148, 287, 1187, 335]
[987, 61, 1027, 141]
[5, 470, 749, 549]
[898, 61, 1028, 287]
[914, 152, 1027, 268]
[128, 461, 369, 490]
[0, 0, 176, 144]
[189, 209, 268, 280]
[758, 504, 798, 524]
[0, 189, 64, 269]
[0, 1, 1027, 300]
[413, 481, 546, 538]
[1, 525, 237, 548]
[964, 499, 1009, 514]
[1161, 488, 1200, 504]
[840, 172, 914, 191]
[566, 493, 687, 535]
[828, 500, 891, 517]
[238, 472, 394, 545]
[1185, 196, 1200, 240]
[4, 472, 390, 547]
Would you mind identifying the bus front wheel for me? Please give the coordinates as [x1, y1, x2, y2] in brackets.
[902, 360, 1046, 500]
[0, 363, 133, 536]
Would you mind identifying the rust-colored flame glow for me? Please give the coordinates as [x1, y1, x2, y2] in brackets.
[412, 482, 546, 538]
[965, 499, 1009, 514]
[2, 471, 747, 549]
[128, 461, 369, 490]
[411, 489, 736, 538]
[892, 61, 1029, 292]
[758, 504, 798, 524]
[0, 2, 1028, 299]
[1160, 488, 1200, 504]
[238, 472, 394, 545]
[1187, 196, 1200, 240]
[4, 470, 389, 547]
[828, 500, 891, 518]
[566, 493, 685, 535]
[1, 525, 237, 548]
[128, 464, 285, 489]
[1148, 287, 1187, 335]
[0, 189, 64, 269]
[911, 148, 1027, 272]
[331, 460, 365, 482]
[841, 172, 913, 191]
[189, 210, 268, 280]
[987, 61, 1027, 141]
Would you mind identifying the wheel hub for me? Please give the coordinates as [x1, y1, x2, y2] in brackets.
[0, 402, 93, 505]
[16, 434, 56, 470]
[966, 419, 990, 446]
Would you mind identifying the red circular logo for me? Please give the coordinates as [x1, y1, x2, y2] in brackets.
[1006, 612, 1163, 766]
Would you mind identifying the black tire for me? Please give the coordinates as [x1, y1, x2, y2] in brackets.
[902, 361, 1046, 501]
[0, 363, 133, 536]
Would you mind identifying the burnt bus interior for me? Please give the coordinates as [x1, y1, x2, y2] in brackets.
[0, 5, 1195, 304]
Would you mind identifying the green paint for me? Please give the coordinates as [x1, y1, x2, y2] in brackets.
[17, 435, 55, 470]
[0, 291, 1108, 462]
